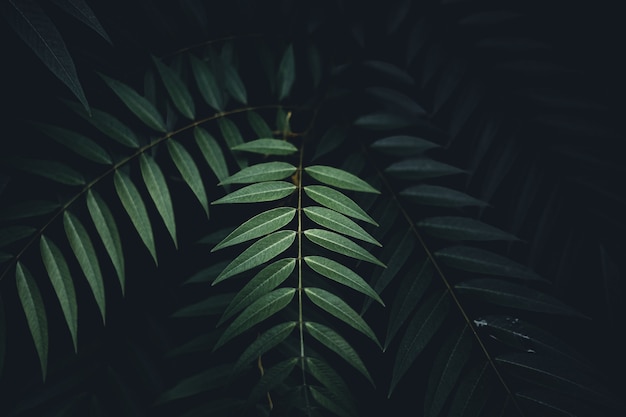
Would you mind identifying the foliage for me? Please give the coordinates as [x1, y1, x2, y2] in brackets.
[1, 0, 625, 416]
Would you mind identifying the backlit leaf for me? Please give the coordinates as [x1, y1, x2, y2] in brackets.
[400, 185, 488, 208]
[212, 181, 296, 205]
[385, 158, 465, 180]
[213, 208, 296, 251]
[16, 262, 48, 380]
[219, 162, 297, 185]
[303, 206, 381, 246]
[277, 44, 295, 101]
[152, 56, 195, 119]
[418, 217, 519, 241]
[231, 139, 298, 155]
[34, 123, 112, 164]
[40, 236, 78, 351]
[304, 185, 378, 225]
[194, 127, 229, 184]
[353, 113, 414, 130]
[304, 229, 385, 267]
[233, 321, 296, 375]
[63, 211, 105, 323]
[213, 230, 296, 284]
[167, 140, 209, 216]
[140, 154, 177, 247]
[370, 135, 438, 156]
[214, 287, 295, 350]
[114, 170, 157, 264]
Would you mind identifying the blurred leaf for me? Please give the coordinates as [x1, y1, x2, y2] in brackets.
[248, 357, 298, 403]
[34, 123, 112, 164]
[366, 87, 427, 117]
[231, 139, 298, 155]
[152, 56, 195, 119]
[370, 135, 438, 156]
[233, 321, 297, 375]
[277, 43, 295, 101]
[363, 60, 415, 85]
[12, 157, 85, 186]
[305, 165, 379, 194]
[218, 117, 247, 169]
[304, 229, 385, 267]
[0, 225, 37, 248]
[167, 139, 209, 216]
[353, 113, 415, 130]
[385, 158, 465, 181]
[223, 61, 247, 105]
[140, 154, 177, 247]
[171, 293, 234, 318]
[194, 127, 230, 184]
[418, 217, 519, 241]
[446, 362, 492, 417]
[247, 111, 274, 138]
[0, 200, 59, 221]
[313, 125, 347, 161]
[50, 0, 111, 43]
[212, 181, 296, 205]
[219, 162, 296, 185]
[304, 185, 378, 225]
[213, 208, 296, 251]
[156, 364, 232, 404]
[189, 54, 224, 111]
[386, 0, 411, 34]
[400, 185, 487, 208]
[303, 206, 381, 246]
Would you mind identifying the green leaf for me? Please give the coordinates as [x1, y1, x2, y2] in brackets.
[156, 364, 232, 404]
[15, 262, 48, 380]
[305, 359, 355, 417]
[62, 100, 140, 148]
[305, 165, 379, 194]
[34, 123, 112, 164]
[305, 287, 380, 347]
[231, 139, 298, 156]
[213, 208, 296, 251]
[424, 325, 473, 417]
[353, 113, 414, 130]
[114, 170, 157, 265]
[99, 74, 167, 132]
[167, 140, 209, 217]
[213, 230, 296, 284]
[248, 357, 298, 403]
[189, 54, 224, 111]
[447, 362, 492, 417]
[313, 126, 347, 161]
[171, 293, 234, 318]
[219, 162, 297, 186]
[219, 259, 295, 325]
[389, 290, 450, 397]
[370, 135, 438, 156]
[385, 158, 465, 180]
[308, 385, 354, 417]
[212, 181, 296, 205]
[86, 190, 125, 293]
[214, 287, 295, 350]
[51, 0, 111, 43]
[13, 158, 85, 186]
[63, 211, 105, 323]
[304, 186, 379, 225]
[152, 56, 195, 119]
[418, 217, 519, 241]
[247, 111, 274, 138]
[304, 229, 385, 267]
[303, 206, 381, 246]
[0, 200, 59, 220]
[40, 236, 78, 352]
[366, 87, 427, 117]
[435, 246, 545, 281]
[0, 225, 37, 248]
[194, 127, 229, 184]
[304, 256, 384, 305]
[400, 185, 488, 208]
[139, 154, 177, 247]
[277, 44, 295, 100]
[223, 62, 248, 105]
[455, 278, 589, 318]
[232, 321, 297, 375]
[182, 261, 230, 285]
[304, 321, 374, 385]
[218, 117, 247, 169]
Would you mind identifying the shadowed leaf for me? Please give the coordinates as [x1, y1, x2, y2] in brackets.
[371, 135, 438, 156]
[418, 217, 519, 241]
[400, 185, 488, 208]
[233, 321, 296, 375]
[152, 55, 195, 119]
[34, 123, 112, 164]
[167, 140, 209, 216]
[140, 154, 177, 247]
[277, 44, 295, 101]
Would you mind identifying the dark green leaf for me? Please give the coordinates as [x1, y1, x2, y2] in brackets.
[219, 162, 297, 185]
[305, 185, 378, 225]
[152, 56, 195, 119]
[0, 225, 37, 248]
[231, 139, 298, 155]
[34, 123, 112, 164]
[167, 140, 209, 216]
[309, 385, 354, 417]
[313, 126, 347, 161]
[400, 185, 488, 208]
[233, 321, 296, 375]
[213, 230, 296, 284]
[140, 154, 177, 247]
[370, 135, 438, 156]
[214, 287, 295, 350]
[156, 364, 232, 404]
[418, 217, 519, 241]
[16, 262, 48, 380]
[305, 357, 352, 407]
[363, 60, 415, 85]
[63, 211, 105, 323]
[0, 252, 11, 264]
[212, 181, 296, 205]
[0, 295, 5, 375]
[366, 87, 427, 117]
[447, 362, 492, 417]
[247, 111, 274, 138]
[12, 158, 85, 186]
[218, 117, 247, 169]
[182, 261, 230, 285]
[194, 127, 230, 184]
[51, 0, 111, 42]
[248, 357, 298, 403]
[40, 236, 78, 351]
[305, 165, 379, 193]
[189, 54, 224, 111]
[171, 293, 234, 318]
[100, 74, 167, 132]
[385, 158, 465, 180]
[303, 206, 381, 246]
[277, 44, 295, 101]
[0, 200, 59, 220]
[114, 170, 157, 264]
[455, 278, 588, 318]
[353, 113, 415, 130]
[223, 62, 247, 105]
[304, 229, 385, 267]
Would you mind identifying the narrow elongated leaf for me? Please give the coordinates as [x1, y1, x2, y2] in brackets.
[353, 113, 415, 130]
[214, 287, 295, 350]
[100, 74, 167, 132]
[247, 111, 274, 138]
[305, 165, 379, 193]
[0, 225, 37, 248]
[219, 259, 295, 325]
[4, 0, 89, 110]
[385, 158, 465, 180]
[218, 117, 247, 169]
[305, 287, 380, 348]
[400, 185, 488, 208]
[447, 362, 492, 417]
[15, 262, 48, 380]
[232, 321, 296, 375]
[63, 211, 105, 322]
[194, 127, 229, 184]
[156, 364, 232, 404]
[418, 217, 519, 241]
[0, 200, 59, 220]
[213, 208, 296, 251]
[305, 256, 384, 305]
[223, 62, 248, 105]
[114, 170, 157, 264]
[189, 54, 224, 111]
[304, 206, 381, 246]
[140, 154, 177, 247]
[51, 0, 111, 43]
[152, 56, 195, 119]
[248, 357, 298, 403]
[305, 229, 385, 267]
[86, 190, 124, 292]
[183, 261, 229, 285]
[213, 230, 296, 284]
[436, 246, 544, 281]
[13, 158, 85, 186]
[171, 293, 234, 318]
[389, 290, 450, 396]
[305, 185, 377, 225]
[366, 87, 427, 117]
[231, 139, 298, 155]
[370, 135, 438, 156]
[40, 236, 78, 351]
[309, 386, 354, 417]
[219, 162, 297, 185]
[212, 181, 296, 205]
[305, 321, 374, 385]
[34, 123, 112, 164]
[306, 358, 355, 416]
[455, 279, 588, 318]
[277, 44, 295, 100]
[167, 140, 209, 216]
[313, 126, 347, 161]
[425, 325, 473, 417]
